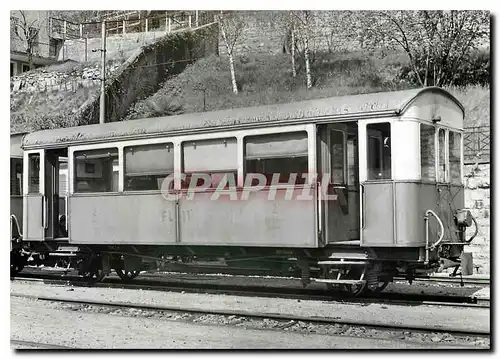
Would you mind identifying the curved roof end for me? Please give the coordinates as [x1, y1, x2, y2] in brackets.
[398, 86, 465, 117]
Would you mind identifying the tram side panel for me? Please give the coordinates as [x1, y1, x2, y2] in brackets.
[68, 187, 317, 248]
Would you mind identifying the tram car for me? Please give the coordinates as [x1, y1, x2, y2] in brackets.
[11, 87, 477, 294]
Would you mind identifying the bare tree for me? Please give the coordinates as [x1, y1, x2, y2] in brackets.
[354, 10, 490, 87]
[217, 11, 245, 95]
[11, 11, 44, 71]
[291, 11, 313, 88]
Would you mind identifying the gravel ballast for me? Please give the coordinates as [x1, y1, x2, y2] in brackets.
[11, 296, 486, 349]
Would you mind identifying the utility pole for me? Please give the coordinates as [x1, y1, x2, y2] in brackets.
[100, 21, 106, 124]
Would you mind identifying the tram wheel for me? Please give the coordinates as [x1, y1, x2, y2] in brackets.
[366, 279, 390, 295]
[10, 251, 26, 277]
[85, 268, 105, 283]
[115, 269, 140, 281]
[343, 282, 367, 297]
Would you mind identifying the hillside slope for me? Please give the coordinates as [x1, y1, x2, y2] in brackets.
[124, 51, 489, 127]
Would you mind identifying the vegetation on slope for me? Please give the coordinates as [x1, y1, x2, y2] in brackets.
[124, 50, 489, 128]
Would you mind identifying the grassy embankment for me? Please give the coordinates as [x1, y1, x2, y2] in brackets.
[125, 51, 489, 128]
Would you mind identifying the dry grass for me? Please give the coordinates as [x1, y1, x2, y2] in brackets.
[125, 51, 415, 120]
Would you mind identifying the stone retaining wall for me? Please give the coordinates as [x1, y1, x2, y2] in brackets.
[463, 163, 490, 274]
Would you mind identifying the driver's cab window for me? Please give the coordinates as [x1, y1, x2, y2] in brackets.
[367, 123, 391, 180]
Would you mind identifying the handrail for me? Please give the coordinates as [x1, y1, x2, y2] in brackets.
[425, 209, 444, 253]
[465, 214, 479, 244]
[11, 214, 22, 238]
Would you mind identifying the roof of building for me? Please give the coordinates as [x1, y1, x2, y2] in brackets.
[22, 87, 464, 149]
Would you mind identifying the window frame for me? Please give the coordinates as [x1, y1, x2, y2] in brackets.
[10, 157, 23, 196]
[70, 145, 120, 195]
[436, 127, 448, 183]
[67, 124, 316, 194]
[181, 136, 238, 189]
[365, 121, 392, 181]
[448, 130, 463, 185]
[123, 142, 175, 192]
[419, 123, 437, 182]
[243, 130, 310, 187]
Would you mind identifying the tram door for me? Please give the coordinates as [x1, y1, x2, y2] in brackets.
[318, 123, 357, 244]
[44, 149, 68, 240]
[23, 149, 68, 241]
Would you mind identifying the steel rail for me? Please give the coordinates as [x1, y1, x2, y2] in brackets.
[12, 274, 489, 309]
[11, 293, 490, 337]
[11, 339, 75, 349]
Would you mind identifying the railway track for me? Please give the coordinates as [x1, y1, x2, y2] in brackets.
[12, 270, 490, 309]
[11, 339, 75, 349]
[11, 293, 490, 337]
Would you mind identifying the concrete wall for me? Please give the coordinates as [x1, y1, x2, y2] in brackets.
[60, 31, 167, 63]
[463, 163, 490, 275]
[76, 22, 219, 124]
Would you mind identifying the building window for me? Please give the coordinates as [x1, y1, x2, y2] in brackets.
[366, 123, 391, 180]
[49, 38, 63, 58]
[437, 128, 446, 182]
[28, 153, 40, 194]
[420, 124, 436, 181]
[22, 64, 30, 73]
[245, 131, 308, 185]
[449, 131, 462, 184]
[124, 143, 174, 191]
[182, 137, 237, 188]
[74, 148, 119, 193]
[10, 158, 23, 196]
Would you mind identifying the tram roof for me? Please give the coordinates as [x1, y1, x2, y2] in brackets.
[22, 87, 463, 149]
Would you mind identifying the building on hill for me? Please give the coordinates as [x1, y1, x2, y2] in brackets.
[10, 10, 61, 76]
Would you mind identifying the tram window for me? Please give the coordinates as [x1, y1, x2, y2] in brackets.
[28, 153, 40, 193]
[347, 135, 358, 186]
[449, 131, 462, 184]
[420, 124, 436, 181]
[74, 148, 119, 193]
[59, 161, 68, 196]
[437, 129, 446, 182]
[245, 131, 308, 185]
[182, 138, 237, 188]
[366, 123, 391, 180]
[331, 130, 345, 184]
[10, 158, 23, 195]
[124, 143, 174, 191]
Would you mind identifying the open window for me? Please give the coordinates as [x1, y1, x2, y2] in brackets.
[74, 148, 119, 193]
[182, 137, 237, 188]
[366, 123, 391, 180]
[125, 143, 174, 191]
[244, 131, 308, 185]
